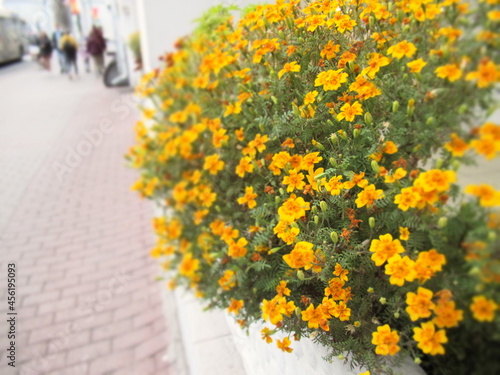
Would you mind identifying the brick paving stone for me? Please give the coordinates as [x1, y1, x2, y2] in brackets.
[0, 62, 171, 374]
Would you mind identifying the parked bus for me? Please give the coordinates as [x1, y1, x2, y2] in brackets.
[0, 10, 27, 63]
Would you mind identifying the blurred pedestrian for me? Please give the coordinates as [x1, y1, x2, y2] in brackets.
[37, 31, 53, 71]
[86, 26, 106, 76]
[52, 26, 66, 73]
[60, 32, 78, 80]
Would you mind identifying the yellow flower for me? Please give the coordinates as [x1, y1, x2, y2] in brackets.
[414, 169, 456, 193]
[278, 61, 301, 78]
[278, 194, 311, 222]
[337, 101, 363, 122]
[371, 324, 400, 356]
[320, 41, 340, 60]
[228, 237, 248, 258]
[276, 337, 293, 353]
[370, 234, 405, 266]
[179, 253, 199, 278]
[333, 263, 349, 282]
[323, 175, 344, 195]
[260, 327, 273, 343]
[283, 241, 315, 269]
[406, 287, 435, 321]
[444, 133, 469, 156]
[385, 254, 416, 286]
[314, 69, 349, 91]
[276, 281, 291, 296]
[301, 303, 330, 331]
[227, 298, 244, 314]
[212, 128, 229, 148]
[218, 270, 236, 290]
[399, 227, 410, 241]
[407, 58, 427, 73]
[435, 64, 463, 82]
[432, 300, 463, 328]
[355, 184, 385, 208]
[470, 295, 497, 322]
[236, 156, 254, 178]
[203, 154, 225, 175]
[382, 141, 398, 154]
[394, 187, 421, 211]
[237, 186, 258, 209]
[262, 295, 295, 325]
[387, 40, 417, 59]
[465, 184, 500, 207]
[361, 53, 391, 79]
[304, 90, 319, 105]
[282, 169, 306, 192]
[413, 322, 447, 355]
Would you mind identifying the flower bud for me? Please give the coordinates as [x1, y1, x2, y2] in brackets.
[371, 160, 380, 174]
[414, 358, 422, 365]
[292, 103, 300, 117]
[330, 231, 339, 243]
[452, 160, 461, 171]
[279, 188, 285, 195]
[327, 119, 334, 127]
[392, 100, 400, 112]
[407, 99, 415, 116]
[488, 231, 497, 242]
[278, 30, 285, 40]
[269, 246, 282, 254]
[320, 201, 328, 212]
[402, 25, 410, 34]
[353, 128, 360, 138]
[295, 307, 302, 318]
[438, 217, 448, 228]
[347, 61, 355, 72]
[312, 206, 318, 214]
[379, 297, 387, 305]
[330, 133, 338, 143]
[313, 215, 319, 224]
[314, 141, 326, 151]
[435, 158, 444, 169]
[426, 116, 435, 125]
[297, 270, 305, 280]
[394, 312, 400, 318]
[364, 112, 373, 126]
[314, 172, 326, 181]
[458, 104, 468, 114]
[290, 221, 299, 229]
[367, 287, 374, 293]
[259, 123, 265, 132]
[271, 96, 278, 105]
[275, 196, 281, 204]
[338, 355, 345, 360]
[369, 217, 375, 229]
[329, 157, 337, 167]
[338, 130, 348, 141]
[368, 16, 375, 28]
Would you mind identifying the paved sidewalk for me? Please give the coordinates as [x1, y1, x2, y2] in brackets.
[0, 61, 178, 374]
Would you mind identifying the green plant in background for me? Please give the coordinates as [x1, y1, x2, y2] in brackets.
[128, 31, 142, 70]
[128, 0, 500, 374]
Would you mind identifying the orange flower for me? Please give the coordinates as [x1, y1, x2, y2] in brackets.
[301, 303, 330, 331]
[465, 184, 500, 207]
[382, 141, 398, 154]
[355, 184, 385, 208]
[283, 241, 315, 269]
[407, 58, 427, 73]
[470, 295, 497, 322]
[237, 186, 258, 209]
[435, 64, 462, 82]
[387, 40, 417, 59]
[369, 234, 405, 266]
[432, 300, 463, 328]
[371, 325, 400, 356]
[278, 61, 301, 78]
[203, 154, 225, 175]
[283, 169, 306, 192]
[236, 156, 254, 178]
[413, 322, 447, 355]
[444, 133, 469, 156]
[276, 337, 293, 353]
[406, 287, 435, 321]
[227, 298, 244, 314]
[337, 101, 363, 122]
[385, 254, 416, 286]
[314, 69, 349, 91]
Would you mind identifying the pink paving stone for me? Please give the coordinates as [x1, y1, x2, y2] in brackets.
[0, 64, 170, 374]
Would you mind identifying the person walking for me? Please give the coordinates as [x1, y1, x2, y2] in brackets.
[37, 31, 53, 71]
[52, 26, 66, 73]
[60, 32, 78, 80]
[86, 26, 106, 76]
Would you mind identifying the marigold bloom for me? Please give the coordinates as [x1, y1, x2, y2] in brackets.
[283, 241, 315, 269]
[278, 194, 311, 222]
[465, 184, 500, 207]
[276, 337, 293, 353]
[407, 58, 427, 73]
[323, 175, 344, 195]
[314, 69, 349, 91]
[237, 186, 258, 209]
[465, 58, 499, 88]
[333, 263, 349, 282]
[301, 303, 330, 330]
[432, 300, 463, 328]
[406, 287, 435, 321]
[304, 90, 319, 105]
[413, 322, 447, 355]
[355, 184, 385, 208]
[414, 169, 456, 193]
[203, 154, 225, 175]
[278, 61, 301, 79]
[228, 237, 248, 258]
[399, 227, 410, 241]
[444, 133, 469, 156]
[385, 254, 416, 286]
[470, 295, 497, 322]
[320, 41, 340, 60]
[330, 300, 351, 321]
[227, 298, 244, 314]
[435, 64, 462, 82]
[382, 141, 398, 154]
[371, 325, 400, 356]
[394, 187, 421, 211]
[470, 136, 499, 159]
[179, 253, 199, 277]
[362, 53, 391, 78]
[370, 234, 405, 266]
[337, 101, 363, 122]
[261, 327, 273, 343]
[387, 41, 417, 59]
[218, 270, 236, 290]
[283, 169, 306, 192]
[236, 156, 254, 178]
[276, 281, 291, 296]
[262, 295, 295, 325]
